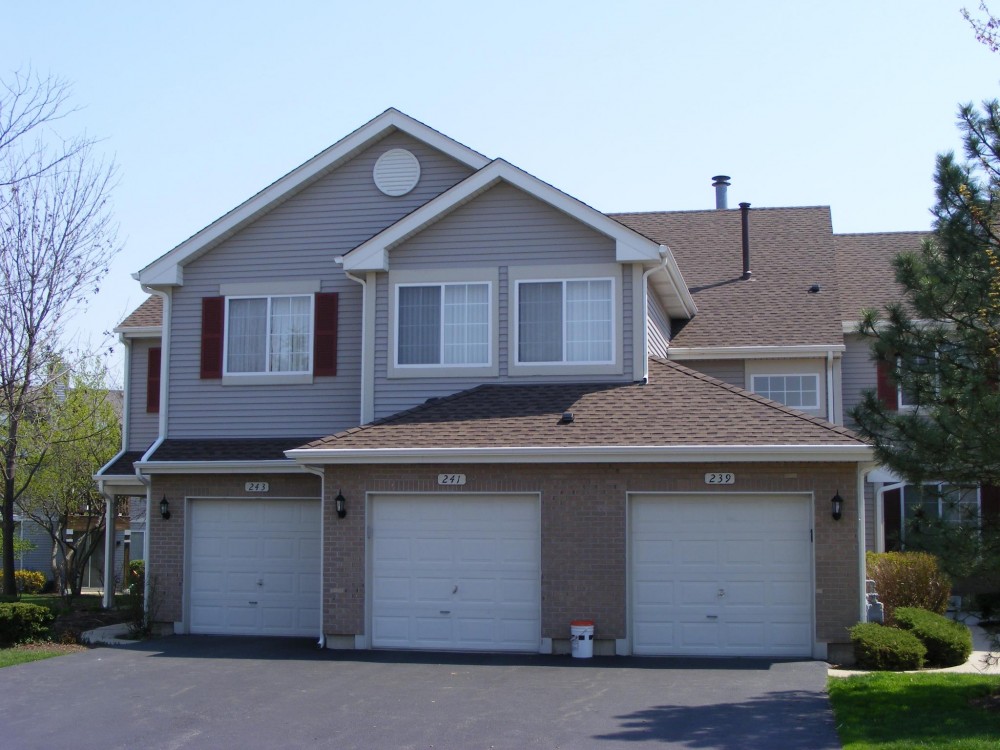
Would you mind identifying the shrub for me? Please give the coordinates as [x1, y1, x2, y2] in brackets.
[0, 570, 48, 594]
[126, 560, 144, 598]
[850, 622, 927, 671]
[0, 603, 55, 646]
[894, 607, 973, 667]
[866, 551, 951, 625]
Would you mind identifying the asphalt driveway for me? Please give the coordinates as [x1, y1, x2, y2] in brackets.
[2, 636, 841, 749]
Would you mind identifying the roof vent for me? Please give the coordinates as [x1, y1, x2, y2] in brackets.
[712, 175, 731, 209]
[740, 202, 752, 280]
[560, 411, 574, 424]
[809, 284, 821, 293]
[374, 148, 421, 196]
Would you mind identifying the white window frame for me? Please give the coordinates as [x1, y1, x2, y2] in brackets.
[393, 281, 493, 370]
[750, 373, 820, 410]
[897, 483, 981, 546]
[514, 277, 616, 367]
[222, 293, 314, 383]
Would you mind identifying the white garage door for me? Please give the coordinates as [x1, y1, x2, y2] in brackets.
[631, 494, 813, 657]
[189, 499, 320, 636]
[372, 494, 540, 652]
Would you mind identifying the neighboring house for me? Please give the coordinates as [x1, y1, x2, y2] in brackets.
[96, 108, 941, 662]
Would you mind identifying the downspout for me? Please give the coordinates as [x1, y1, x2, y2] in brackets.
[641, 246, 670, 382]
[857, 462, 875, 622]
[826, 350, 836, 423]
[337, 259, 369, 424]
[134, 285, 171, 623]
[101, 486, 116, 609]
[302, 464, 326, 648]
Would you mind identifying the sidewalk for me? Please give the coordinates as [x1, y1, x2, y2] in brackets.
[829, 614, 999, 677]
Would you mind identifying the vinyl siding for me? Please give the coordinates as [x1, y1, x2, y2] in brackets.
[842, 333, 877, 428]
[372, 184, 633, 419]
[680, 359, 746, 389]
[128, 338, 160, 451]
[16, 519, 52, 576]
[864, 481, 877, 552]
[166, 132, 474, 438]
[647, 286, 670, 359]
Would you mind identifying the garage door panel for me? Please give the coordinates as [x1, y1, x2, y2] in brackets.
[372, 494, 540, 652]
[190, 499, 320, 637]
[632, 494, 813, 657]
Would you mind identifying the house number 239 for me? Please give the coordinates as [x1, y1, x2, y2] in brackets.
[704, 473, 735, 485]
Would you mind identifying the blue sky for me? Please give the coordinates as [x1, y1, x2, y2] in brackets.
[5, 1, 1000, 373]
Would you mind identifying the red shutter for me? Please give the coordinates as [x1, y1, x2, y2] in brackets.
[314, 292, 339, 377]
[876, 358, 897, 411]
[200, 297, 224, 379]
[146, 346, 161, 413]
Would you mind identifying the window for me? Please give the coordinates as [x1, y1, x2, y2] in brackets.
[897, 483, 980, 546]
[751, 374, 819, 409]
[516, 278, 613, 364]
[395, 283, 490, 367]
[225, 295, 312, 374]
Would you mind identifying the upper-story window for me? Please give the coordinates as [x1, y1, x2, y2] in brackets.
[516, 278, 613, 364]
[226, 295, 312, 374]
[751, 374, 819, 410]
[396, 282, 490, 367]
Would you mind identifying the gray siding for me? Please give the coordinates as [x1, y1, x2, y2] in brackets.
[128, 337, 160, 451]
[372, 184, 633, 420]
[16, 519, 52, 577]
[842, 333, 877, 428]
[647, 286, 670, 359]
[864, 481, 877, 553]
[680, 359, 746, 389]
[166, 132, 474, 438]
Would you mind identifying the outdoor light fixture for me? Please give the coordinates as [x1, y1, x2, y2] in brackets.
[160, 496, 171, 520]
[831, 491, 844, 521]
[335, 490, 347, 519]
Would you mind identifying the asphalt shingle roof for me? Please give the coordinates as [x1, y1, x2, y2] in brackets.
[117, 296, 163, 330]
[145, 437, 323, 463]
[302, 358, 864, 452]
[97, 450, 147, 477]
[834, 231, 927, 321]
[612, 207, 845, 348]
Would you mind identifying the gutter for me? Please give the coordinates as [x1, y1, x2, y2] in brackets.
[286, 444, 874, 465]
[668, 344, 846, 360]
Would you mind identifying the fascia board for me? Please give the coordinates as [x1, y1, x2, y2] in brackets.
[113, 326, 162, 338]
[94, 475, 146, 491]
[342, 159, 665, 271]
[668, 344, 846, 360]
[136, 109, 490, 286]
[135, 460, 308, 474]
[286, 444, 873, 465]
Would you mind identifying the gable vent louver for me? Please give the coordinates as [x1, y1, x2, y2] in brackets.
[373, 148, 421, 196]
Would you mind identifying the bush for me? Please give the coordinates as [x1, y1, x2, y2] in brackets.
[894, 607, 973, 667]
[0, 603, 55, 646]
[851, 622, 927, 671]
[0, 569, 48, 594]
[126, 560, 144, 597]
[866, 551, 951, 625]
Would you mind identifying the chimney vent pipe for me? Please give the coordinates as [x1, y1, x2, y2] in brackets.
[712, 175, 731, 209]
[740, 202, 752, 280]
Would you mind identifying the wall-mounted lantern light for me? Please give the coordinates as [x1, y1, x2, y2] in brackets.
[160, 495, 171, 520]
[335, 490, 347, 519]
[831, 491, 844, 521]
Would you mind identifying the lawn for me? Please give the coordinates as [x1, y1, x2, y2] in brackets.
[828, 673, 1000, 749]
[0, 644, 85, 668]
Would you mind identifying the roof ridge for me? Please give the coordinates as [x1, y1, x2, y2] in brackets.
[649, 357, 866, 443]
[609, 205, 833, 217]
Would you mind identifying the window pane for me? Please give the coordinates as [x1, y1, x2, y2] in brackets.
[443, 283, 489, 365]
[519, 282, 562, 362]
[398, 286, 441, 365]
[566, 280, 612, 362]
[270, 296, 311, 372]
[227, 298, 267, 373]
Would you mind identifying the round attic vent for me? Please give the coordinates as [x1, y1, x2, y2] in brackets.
[373, 148, 421, 196]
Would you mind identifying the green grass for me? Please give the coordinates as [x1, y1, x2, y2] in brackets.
[828, 673, 1000, 749]
[0, 648, 73, 668]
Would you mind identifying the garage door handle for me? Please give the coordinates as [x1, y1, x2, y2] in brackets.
[440, 610, 451, 615]
[706, 614, 718, 619]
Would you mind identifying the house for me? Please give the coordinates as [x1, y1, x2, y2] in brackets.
[95, 108, 910, 662]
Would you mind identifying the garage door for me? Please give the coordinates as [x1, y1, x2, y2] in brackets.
[631, 494, 813, 657]
[371, 494, 540, 652]
[189, 499, 320, 636]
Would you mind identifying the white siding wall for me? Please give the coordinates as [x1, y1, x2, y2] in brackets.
[680, 359, 746, 389]
[165, 132, 473, 438]
[647, 286, 670, 359]
[128, 337, 160, 451]
[842, 333, 877, 428]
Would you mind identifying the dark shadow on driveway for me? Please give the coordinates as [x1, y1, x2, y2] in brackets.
[595, 690, 839, 749]
[122, 635, 802, 671]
